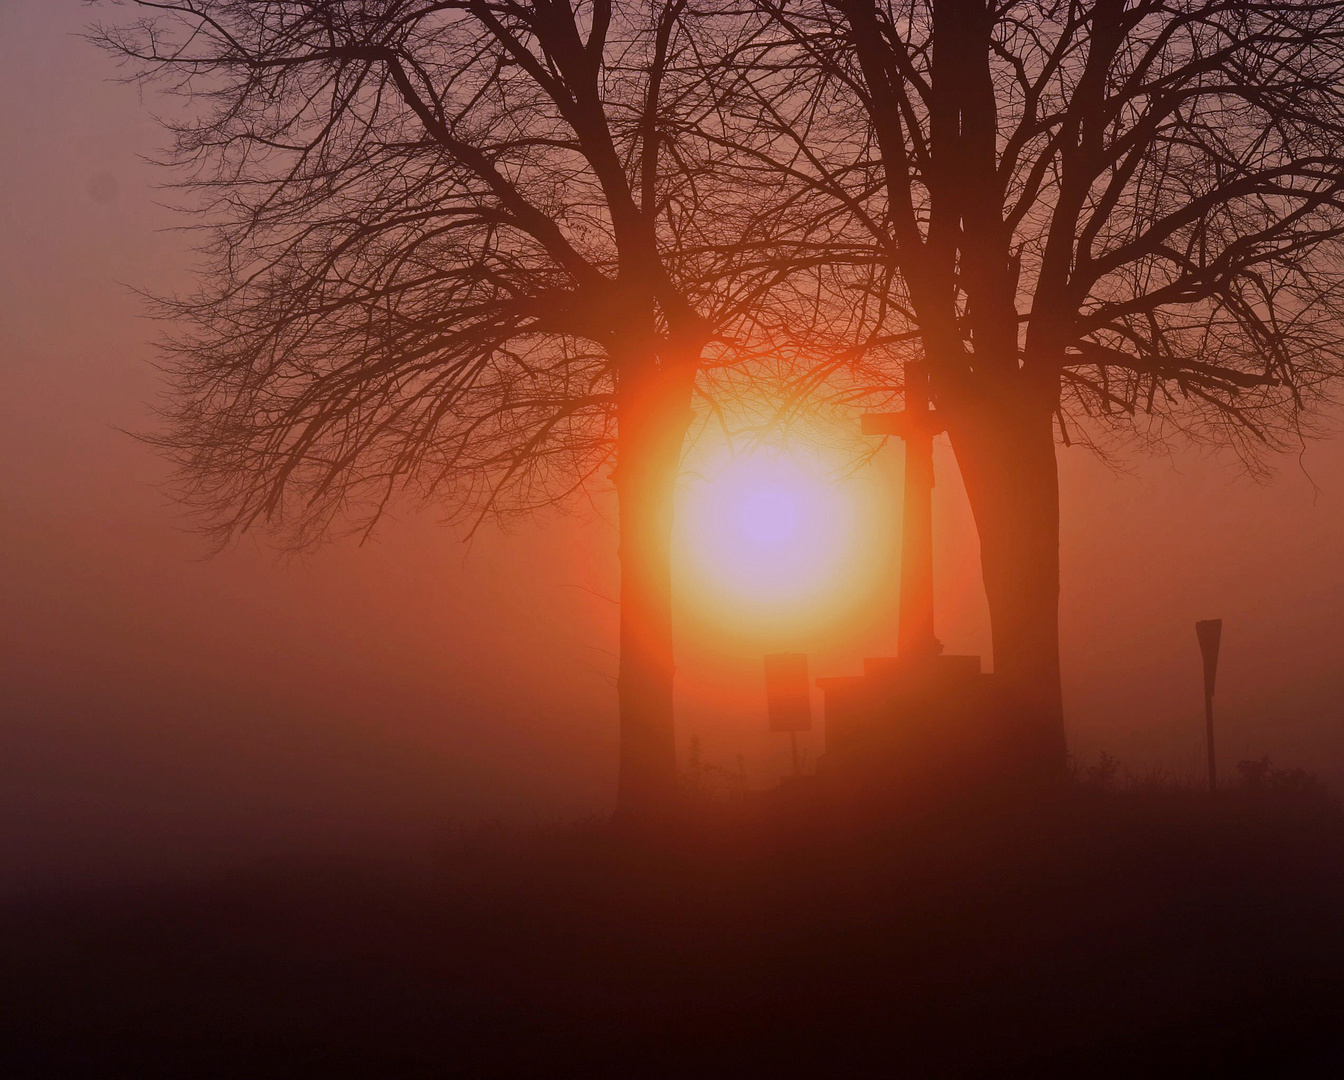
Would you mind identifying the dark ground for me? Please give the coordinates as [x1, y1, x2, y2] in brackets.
[4, 779, 1344, 1078]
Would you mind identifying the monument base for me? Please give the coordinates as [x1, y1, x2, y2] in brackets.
[816, 654, 1025, 806]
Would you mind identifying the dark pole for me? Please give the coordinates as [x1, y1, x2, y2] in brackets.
[1196, 619, 1223, 794]
[1203, 686, 1217, 793]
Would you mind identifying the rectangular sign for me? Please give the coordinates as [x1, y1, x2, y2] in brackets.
[764, 652, 811, 733]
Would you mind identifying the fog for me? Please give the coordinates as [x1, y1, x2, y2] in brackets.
[3, 2, 1342, 890]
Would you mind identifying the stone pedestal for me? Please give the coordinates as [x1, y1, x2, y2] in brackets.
[817, 655, 1015, 805]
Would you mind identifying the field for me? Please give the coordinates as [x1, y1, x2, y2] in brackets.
[5, 776, 1343, 1078]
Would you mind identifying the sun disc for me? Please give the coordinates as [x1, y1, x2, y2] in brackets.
[676, 443, 861, 620]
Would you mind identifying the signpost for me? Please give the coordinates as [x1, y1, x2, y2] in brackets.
[764, 652, 811, 775]
[1195, 619, 1223, 793]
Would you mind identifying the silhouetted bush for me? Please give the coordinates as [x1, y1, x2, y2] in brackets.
[1239, 754, 1275, 791]
[678, 734, 747, 804]
[1237, 755, 1334, 810]
[1085, 749, 1121, 790]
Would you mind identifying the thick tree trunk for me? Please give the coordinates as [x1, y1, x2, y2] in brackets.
[612, 362, 695, 821]
[946, 393, 1068, 784]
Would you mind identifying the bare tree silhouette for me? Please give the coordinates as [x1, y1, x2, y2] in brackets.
[726, 0, 1344, 774]
[92, 1, 790, 819]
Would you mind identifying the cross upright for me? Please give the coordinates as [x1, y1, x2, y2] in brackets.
[862, 362, 945, 661]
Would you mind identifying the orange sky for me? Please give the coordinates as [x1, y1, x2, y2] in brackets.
[4, 4, 1343, 888]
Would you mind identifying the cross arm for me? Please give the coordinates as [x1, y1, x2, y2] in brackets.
[861, 410, 946, 439]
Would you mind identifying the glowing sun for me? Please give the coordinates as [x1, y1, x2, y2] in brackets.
[676, 445, 860, 615]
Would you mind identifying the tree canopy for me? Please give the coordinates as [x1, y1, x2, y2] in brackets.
[731, 0, 1344, 459]
[96, 0, 795, 548]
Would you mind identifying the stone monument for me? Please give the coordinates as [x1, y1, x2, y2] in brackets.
[816, 364, 1003, 800]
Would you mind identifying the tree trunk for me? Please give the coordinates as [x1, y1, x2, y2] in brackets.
[612, 361, 695, 821]
[946, 392, 1068, 784]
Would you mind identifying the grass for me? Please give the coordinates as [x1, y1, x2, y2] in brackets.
[3, 772, 1343, 1077]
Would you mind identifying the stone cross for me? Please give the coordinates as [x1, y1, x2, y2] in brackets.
[862, 362, 945, 661]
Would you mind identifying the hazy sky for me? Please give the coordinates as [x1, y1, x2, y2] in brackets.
[4, 2, 1343, 889]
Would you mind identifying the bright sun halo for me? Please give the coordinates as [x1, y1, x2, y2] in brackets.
[677, 444, 859, 616]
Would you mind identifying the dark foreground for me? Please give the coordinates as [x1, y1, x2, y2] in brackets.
[4, 782, 1344, 1078]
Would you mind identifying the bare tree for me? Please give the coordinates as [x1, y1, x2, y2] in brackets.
[728, 0, 1344, 773]
[92, 0, 788, 818]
